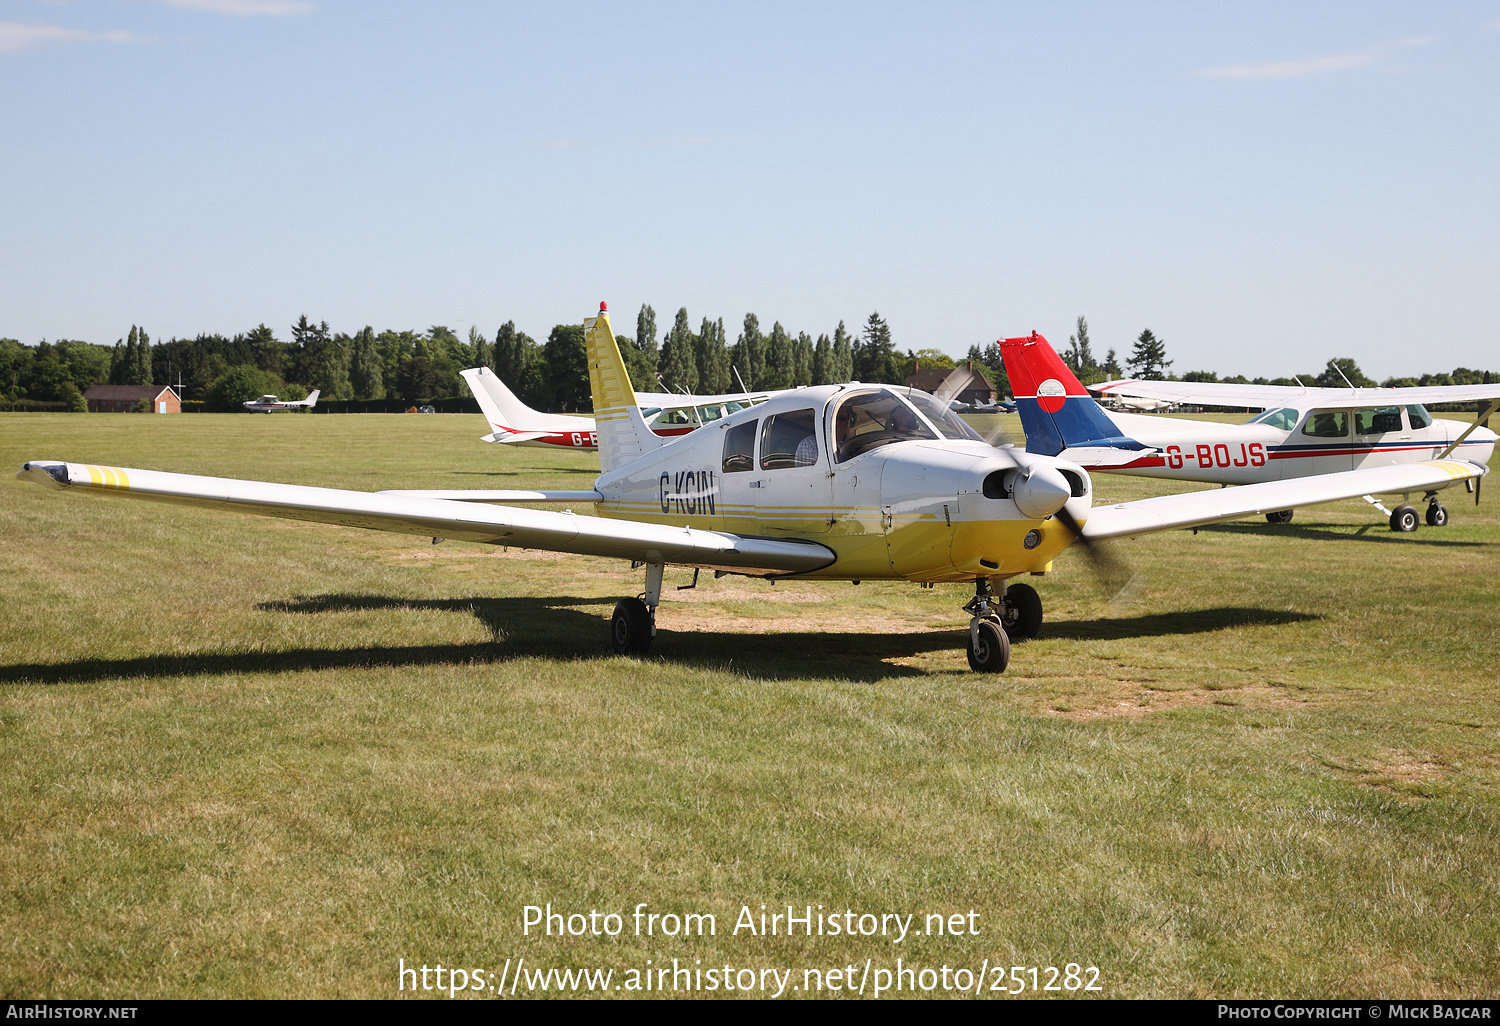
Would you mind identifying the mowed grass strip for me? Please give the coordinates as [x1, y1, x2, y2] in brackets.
[1, 412, 1497, 999]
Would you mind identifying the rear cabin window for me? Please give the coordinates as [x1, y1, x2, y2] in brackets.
[1407, 405, 1433, 429]
[722, 421, 758, 473]
[760, 409, 820, 470]
[1301, 411, 1349, 438]
[1355, 407, 1402, 434]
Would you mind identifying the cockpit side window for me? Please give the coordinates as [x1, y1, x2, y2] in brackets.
[1244, 407, 1299, 431]
[760, 409, 819, 470]
[1355, 407, 1402, 435]
[830, 389, 939, 463]
[722, 420, 758, 473]
[1301, 411, 1349, 438]
[1407, 405, 1433, 430]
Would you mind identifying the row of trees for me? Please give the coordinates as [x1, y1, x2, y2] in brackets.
[3, 309, 1493, 410]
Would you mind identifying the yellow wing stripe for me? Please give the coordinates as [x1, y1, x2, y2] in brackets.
[85, 465, 130, 490]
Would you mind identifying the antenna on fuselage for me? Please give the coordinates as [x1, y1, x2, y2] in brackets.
[1329, 360, 1356, 389]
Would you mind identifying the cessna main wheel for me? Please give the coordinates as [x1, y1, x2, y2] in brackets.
[611, 597, 653, 656]
[967, 619, 1011, 673]
[1389, 505, 1419, 533]
[999, 583, 1043, 639]
[1265, 510, 1294, 524]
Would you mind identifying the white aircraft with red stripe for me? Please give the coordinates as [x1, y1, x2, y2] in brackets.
[462, 362, 773, 452]
[1000, 333, 1499, 530]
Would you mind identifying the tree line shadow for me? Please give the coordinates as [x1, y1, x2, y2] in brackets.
[0, 594, 1319, 686]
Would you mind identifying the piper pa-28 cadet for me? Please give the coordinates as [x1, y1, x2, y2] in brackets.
[18, 304, 1489, 673]
[243, 389, 320, 413]
[462, 363, 773, 451]
[1000, 334, 1499, 531]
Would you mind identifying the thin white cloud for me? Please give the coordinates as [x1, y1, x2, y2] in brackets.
[1193, 35, 1438, 81]
[1486, 17, 1500, 29]
[156, 0, 315, 15]
[0, 20, 151, 54]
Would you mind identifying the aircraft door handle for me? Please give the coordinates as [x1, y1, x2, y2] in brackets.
[882, 506, 893, 529]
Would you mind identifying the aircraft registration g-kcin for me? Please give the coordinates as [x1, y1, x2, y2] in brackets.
[19, 304, 1490, 673]
[1000, 334, 1499, 531]
[462, 352, 774, 452]
[243, 389, 319, 413]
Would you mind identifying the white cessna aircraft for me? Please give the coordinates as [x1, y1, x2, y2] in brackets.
[463, 334, 774, 451]
[18, 304, 1488, 673]
[243, 389, 320, 413]
[1001, 334, 1499, 531]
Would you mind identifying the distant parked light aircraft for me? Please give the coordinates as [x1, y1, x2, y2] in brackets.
[999, 334, 1499, 531]
[18, 304, 1489, 673]
[243, 390, 319, 413]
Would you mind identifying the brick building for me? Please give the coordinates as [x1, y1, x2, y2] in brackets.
[83, 385, 181, 413]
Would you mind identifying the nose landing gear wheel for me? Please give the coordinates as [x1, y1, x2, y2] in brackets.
[1426, 503, 1449, 527]
[611, 597, 653, 655]
[1389, 504, 1419, 533]
[967, 618, 1011, 673]
[999, 582, 1043, 639]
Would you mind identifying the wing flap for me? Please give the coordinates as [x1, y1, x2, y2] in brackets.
[379, 489, 605, 503]
[18, 461, 834, 576]
[1082, 460, 1485, 541]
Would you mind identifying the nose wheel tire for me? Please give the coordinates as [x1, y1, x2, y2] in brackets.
[1389, 505, 1419, 533]
[611, 597, 654, 656]
[999, 583, 1043, 639]
[967, 618, 1011, 673]
[1426, 503, 1449, 527]
[1265, 510, 1294, 524]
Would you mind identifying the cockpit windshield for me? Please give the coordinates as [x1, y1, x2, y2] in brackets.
[1243, 407, 1299, 430]
[830, 388, 939, 463]
[897, 389, 987, 442]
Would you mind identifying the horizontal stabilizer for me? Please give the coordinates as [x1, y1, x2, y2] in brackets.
[1060, 445, 1163, 467]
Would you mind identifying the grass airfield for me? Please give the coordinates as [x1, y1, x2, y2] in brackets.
[2, 411, 1498, 999]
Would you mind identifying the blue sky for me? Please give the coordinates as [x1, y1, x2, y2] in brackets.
[2, 1, 1497, 379]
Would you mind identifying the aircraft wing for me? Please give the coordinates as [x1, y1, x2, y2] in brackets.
[16, 461, 834, 576]
[1082, 459, 1485, 541]
[1093, 379, 1500, 411]
[380, 489, 604, 503]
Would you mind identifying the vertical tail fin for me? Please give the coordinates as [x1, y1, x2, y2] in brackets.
[584, 302, 664, 472]
[305, 389, 319, 407]
[998, 333, 1145, 456]
[461, 366, 536, 431]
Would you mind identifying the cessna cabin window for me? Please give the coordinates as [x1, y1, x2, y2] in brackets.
[1355, 407, 1402, 435]
[1407, 405, 1433, 430]
[1301, 411, 1349, 438]
[831, 389, 938, 463]
[722, 421, 758, 473]
[899, 389, 986, 442]
[1244, 407, 1299, 431]
[760, 409, 819, 470]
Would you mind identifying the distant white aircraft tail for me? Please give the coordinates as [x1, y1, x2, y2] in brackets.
[462, 366, 538, 433]
[584, 303, 668, 473]
[304, 389, 319, 408]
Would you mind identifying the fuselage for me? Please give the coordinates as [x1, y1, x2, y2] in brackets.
[1096, 404, 1497, 485]
[591, 384, 1089, 583]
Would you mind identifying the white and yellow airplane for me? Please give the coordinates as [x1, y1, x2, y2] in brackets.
[243, 389, 319, 413]
[18, 305, 1489, 673]
[1001, 335, 1499, 531]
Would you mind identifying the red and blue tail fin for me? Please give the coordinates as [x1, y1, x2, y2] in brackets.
[998, 333, 1148, 457]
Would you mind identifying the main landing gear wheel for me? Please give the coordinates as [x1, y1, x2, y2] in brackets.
[967, 619, 1011, 673]
[999, 583, 1043, 639]
[611, 597, 653, 656]
[1426, 503, 1449, 527]
[1265, 510, 1294, 524]
[1389, 504, 1419, 533]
